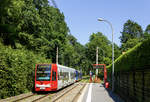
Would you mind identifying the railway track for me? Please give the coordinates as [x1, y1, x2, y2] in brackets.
[52, 83, 78, 102]
[13, 93, 36, 102]
[52, 82, 86, 102]
[72, 83, 86, 102]
[0, 92, 52, 102]
[0, 82, 86, 102]
[15, 93, 51, 102]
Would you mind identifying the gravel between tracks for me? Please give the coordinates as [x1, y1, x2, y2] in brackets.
[53, 82, 86, 102]
[0, 92, 33, 102]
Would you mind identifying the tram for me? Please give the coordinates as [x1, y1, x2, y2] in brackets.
[35, 64, 80, 91]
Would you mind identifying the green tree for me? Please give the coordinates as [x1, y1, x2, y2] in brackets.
[120, 20, 143, 44]
[67, 34, 77, 46]
[0, 0, 69, 62]
[121, 38, 140, 51]
[0, 0, 24, 46]
[145, 24, 150, 34]
[86, 32, 113, 66]
[114, 44, 121, 60]
[120, 20, 143, 51]
[143, 24, 150, 40]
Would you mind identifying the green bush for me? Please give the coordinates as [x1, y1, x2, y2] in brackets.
[0, 43, 51, 99]
[107, 38, 150, 72]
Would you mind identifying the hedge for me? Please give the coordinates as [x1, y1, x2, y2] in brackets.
[0, 43, 51, 99]
[107, 38, 150, 72]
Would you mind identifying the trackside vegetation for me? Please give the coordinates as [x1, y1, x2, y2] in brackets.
[0, 43, 50, 99]
[107, 38, 150, 102]
[1, 0, 150, 100]
[107, 38, 150, 72]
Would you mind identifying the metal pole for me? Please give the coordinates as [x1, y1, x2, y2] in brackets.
[56, 46, 58, 64]
[105, 20, 114, 92]
[111, 23, 114, 92]
[96, 46, 99, 81]
[98, 18, 114, 92]
[96, 46, 99, 75]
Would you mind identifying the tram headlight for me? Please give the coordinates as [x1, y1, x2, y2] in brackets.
[45, 84, 51, 87]
[36, 84, 51, 88]
[36, 84, 40, 87]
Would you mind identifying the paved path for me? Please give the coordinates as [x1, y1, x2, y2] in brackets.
[78, 83, 124, 102]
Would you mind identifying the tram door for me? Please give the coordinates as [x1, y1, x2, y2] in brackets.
[51, 64, 57, 90]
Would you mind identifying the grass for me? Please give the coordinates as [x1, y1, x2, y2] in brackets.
[81, 76, 90, 83]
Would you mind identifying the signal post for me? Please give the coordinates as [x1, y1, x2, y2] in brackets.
[93, 64, 109, 88]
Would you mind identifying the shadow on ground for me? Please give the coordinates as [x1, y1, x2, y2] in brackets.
[101, 85, 124, 102]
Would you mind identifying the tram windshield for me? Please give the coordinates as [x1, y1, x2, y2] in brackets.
[36, 64, 51, 81]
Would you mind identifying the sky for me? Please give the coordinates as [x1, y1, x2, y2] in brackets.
[51, 0, 150, 46]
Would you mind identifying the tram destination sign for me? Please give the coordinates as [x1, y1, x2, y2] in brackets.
[38, 64, 50, 68]
[93, 64, 105, 69]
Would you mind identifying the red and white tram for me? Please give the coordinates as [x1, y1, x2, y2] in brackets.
[35, 64, 76, 91]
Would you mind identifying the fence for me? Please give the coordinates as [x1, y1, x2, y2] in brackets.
[108, 67, 150, 102]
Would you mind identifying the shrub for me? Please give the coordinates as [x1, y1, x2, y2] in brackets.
[107, 38, 150, 72]
[0, 43, 51, 99]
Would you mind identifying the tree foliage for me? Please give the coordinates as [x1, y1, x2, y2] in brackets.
[143, 24, 150, 40]
[2, 0, 150, 99]
[145, 24, 150, 34]
[86, 32, 120, 67]
[0, 0, 69, 62]
[120, 20, 143, 44]
[107, 38, 150, 72]
[0, 0, 69, 99]
[0, 42, 50, 99]
[59, 35, 89, 74]
[120, 20, 144, 51]
[121, 38, 140, 51]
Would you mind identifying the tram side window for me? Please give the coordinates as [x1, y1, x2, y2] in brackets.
[58, 72, 60, 80]
[74, 72, 76, 79]
[52, 71, 56, 81]
[71, 72, 74, 79]
[60, 70, 63, 79]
